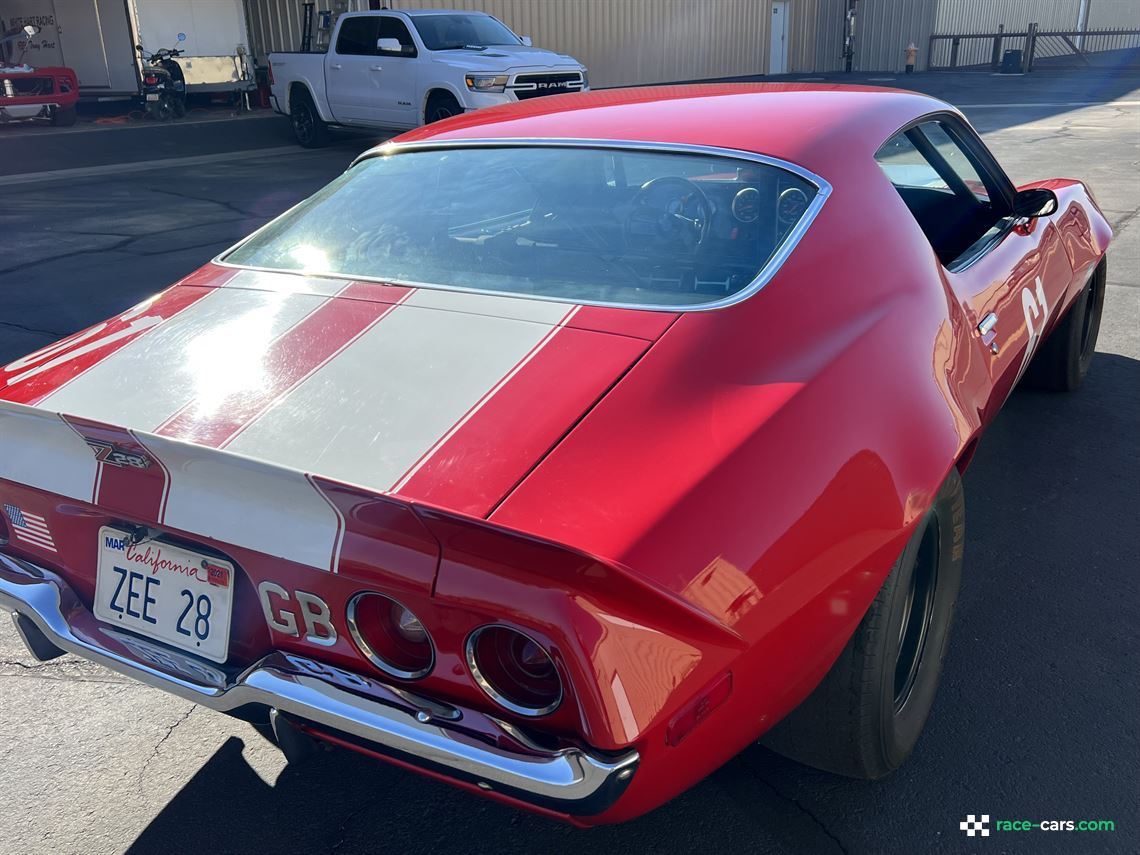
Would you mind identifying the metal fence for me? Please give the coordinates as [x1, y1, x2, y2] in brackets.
[929, 26, 1140, 71]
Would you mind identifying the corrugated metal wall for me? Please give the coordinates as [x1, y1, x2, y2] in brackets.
[1087, 0, 1140, 29]
[386, 0, 774, 87]
[934, 0, 1079, 34]
[812, 0, 937, 72]
[934, 0, 1140, 34]
[244, 0, 1140, 81]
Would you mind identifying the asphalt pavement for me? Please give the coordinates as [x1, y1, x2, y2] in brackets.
[0, 68, 1137, 855]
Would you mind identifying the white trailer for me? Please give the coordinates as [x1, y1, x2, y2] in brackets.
[0, 0, 252, 98]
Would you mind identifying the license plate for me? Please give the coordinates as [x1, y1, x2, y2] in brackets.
[94, 527, 234, 663]
[146, 93, 159, 101]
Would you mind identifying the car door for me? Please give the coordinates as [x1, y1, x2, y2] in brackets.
[372, 14, 421, 128]
[875, 118, 1074, 418]
[326, 15, 382, 124]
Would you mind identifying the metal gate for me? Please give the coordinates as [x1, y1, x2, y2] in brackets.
[929, 25, 1140, 71]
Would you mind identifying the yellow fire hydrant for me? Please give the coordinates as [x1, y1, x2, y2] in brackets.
[905, 42, 918, 73]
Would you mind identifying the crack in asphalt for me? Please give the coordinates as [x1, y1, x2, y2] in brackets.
[735, 759, 850, 855]
[147, 185, 262, 219]
[0, 319, 67, 337]
[137, 707, 196, 789]
[0, 654, 133, 684]
[1109, 205, 1140, 234]
[327, 799, 374, 855]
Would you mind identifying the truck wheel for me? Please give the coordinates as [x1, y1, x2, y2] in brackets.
[1023, 259, 1106, 392]
[425, 91, 461, 124]
[762, 468, 965, 779]
[290, 89, 329, 148]
[51, 105, 78, 127]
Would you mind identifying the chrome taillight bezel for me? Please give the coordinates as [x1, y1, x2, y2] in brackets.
[346, 592, 435, 680]
[466, 624, 563, 717]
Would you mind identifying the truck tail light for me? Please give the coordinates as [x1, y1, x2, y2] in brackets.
[346, 592, 434, 679]
[467, 625, 562, 716]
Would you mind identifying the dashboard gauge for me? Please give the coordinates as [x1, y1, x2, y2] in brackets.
[777, 187, 809, 226]
[730, 187, 761, 223]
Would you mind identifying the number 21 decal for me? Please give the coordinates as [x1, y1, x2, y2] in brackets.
[1019, 276, 1049, 375]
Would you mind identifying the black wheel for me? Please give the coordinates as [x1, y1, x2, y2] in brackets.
[148, 94, 176, 122]
[290, 88, 329, 148]
[424, 91, 461, 124]
[51, 105, 77, 127]
[763, 469, 965, 779]
[172, 94, 187, 119]
[1023, 259, 1106, 392]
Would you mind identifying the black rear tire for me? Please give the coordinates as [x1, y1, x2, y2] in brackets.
[52, 105, 78, 127]
[290, 88, 329, 148]
[1022, 259, 1106, 392]
[763, 469, 965, 779]
[424, 91, 462, 124]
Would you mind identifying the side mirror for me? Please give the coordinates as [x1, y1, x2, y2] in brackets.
[520, 35, 533, 47]
[376, 37, 402, 53]
[177, 32, 186, 42]
[23, 24, 40, 37]
[1012, 187, 1058, 218]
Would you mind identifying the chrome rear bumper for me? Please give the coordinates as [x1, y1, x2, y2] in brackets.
[0, 553, 637, 815]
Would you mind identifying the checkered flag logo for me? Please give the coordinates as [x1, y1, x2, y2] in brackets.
[960, 814, 990, 837]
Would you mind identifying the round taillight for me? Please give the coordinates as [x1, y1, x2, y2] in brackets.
[346, 592, 434, 679]
[467, 625, 562, 716]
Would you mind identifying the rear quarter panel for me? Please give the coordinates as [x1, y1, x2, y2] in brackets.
[491, 149, 985, 819]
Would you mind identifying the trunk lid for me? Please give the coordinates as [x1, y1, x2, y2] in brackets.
[1, 265, 674, 521]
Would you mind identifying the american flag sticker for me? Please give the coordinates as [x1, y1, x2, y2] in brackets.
[3, 505, 57, 553]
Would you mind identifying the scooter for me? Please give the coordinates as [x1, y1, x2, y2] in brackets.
[136, 33, 187, 121]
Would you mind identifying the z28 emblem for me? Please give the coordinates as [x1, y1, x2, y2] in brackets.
[86, 439, 151, 469]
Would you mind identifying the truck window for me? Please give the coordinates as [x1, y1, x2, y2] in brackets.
[336, 16, 380, 56]
[379, 17, 418, 57]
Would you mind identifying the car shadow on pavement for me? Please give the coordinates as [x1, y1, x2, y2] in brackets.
[127, 354, 1139, 855]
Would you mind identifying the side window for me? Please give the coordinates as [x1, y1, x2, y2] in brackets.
[920, 123, 989, 201]
[378, 17, 418, 57]
[876, 120, 1008, 267]
[875, 132, 951, 193]
[336, 16, 379, 56]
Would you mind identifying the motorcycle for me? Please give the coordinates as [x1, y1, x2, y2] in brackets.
[136, 32, 187, 121]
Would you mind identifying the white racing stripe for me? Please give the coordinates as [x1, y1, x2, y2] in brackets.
[4, 286, 575, 572]
[39, 286, 332, 430]
[0, 401, 98, 501]
[141, 432, 344, 573]
[224, 291, 570, 491]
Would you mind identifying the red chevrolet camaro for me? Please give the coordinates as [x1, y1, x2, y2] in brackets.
[0, 84, 1110, 824]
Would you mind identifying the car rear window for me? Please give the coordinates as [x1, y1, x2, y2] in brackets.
[222, 146, 822, 309]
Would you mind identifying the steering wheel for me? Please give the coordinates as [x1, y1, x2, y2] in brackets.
[625, 176, 712, 252]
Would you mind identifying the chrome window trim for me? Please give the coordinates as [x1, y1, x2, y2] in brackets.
[213, 138, 832, 314]
[466, 624, 563, 717]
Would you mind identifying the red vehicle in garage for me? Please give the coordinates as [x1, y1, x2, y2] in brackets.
[0, 25, 78, 127]
[0, 84, 1110, 824]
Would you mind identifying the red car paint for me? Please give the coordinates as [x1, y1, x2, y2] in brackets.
[0, 84, 1110, 824]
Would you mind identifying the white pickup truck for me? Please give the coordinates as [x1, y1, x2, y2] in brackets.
[268, 9, 588, 147]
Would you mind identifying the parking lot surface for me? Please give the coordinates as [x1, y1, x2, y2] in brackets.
[0, 70, 1137, 854]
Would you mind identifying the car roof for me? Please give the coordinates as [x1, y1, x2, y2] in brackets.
[387, 84, 958, 173]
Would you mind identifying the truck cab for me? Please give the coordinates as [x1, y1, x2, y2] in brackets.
[268, 9, 588, 146]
